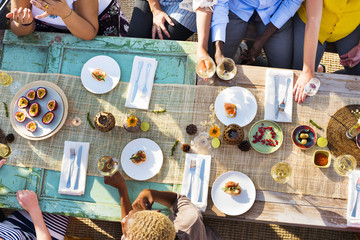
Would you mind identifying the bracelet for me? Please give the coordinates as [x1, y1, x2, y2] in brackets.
[61, 9, 73, 20]
[20, 21, 34, 26]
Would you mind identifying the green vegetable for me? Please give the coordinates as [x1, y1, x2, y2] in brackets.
[3, 103, 8, 118]
[171, 140, 179, 156]
[87, 113, 95, 129]
[309, 119, 323, 130]
[152, 109, 167, 114]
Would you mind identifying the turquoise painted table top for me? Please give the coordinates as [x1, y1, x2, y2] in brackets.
[0, 30, 197, 221]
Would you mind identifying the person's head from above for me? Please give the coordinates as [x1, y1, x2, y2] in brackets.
[122, 209, 176, 240]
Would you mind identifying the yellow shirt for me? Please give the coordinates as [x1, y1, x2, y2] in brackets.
[298, 0, 360, 44]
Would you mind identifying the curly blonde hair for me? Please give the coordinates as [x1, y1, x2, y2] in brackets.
[126, 210, 176, 240]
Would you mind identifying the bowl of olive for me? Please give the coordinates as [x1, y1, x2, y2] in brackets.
[291, 125, 317, 150]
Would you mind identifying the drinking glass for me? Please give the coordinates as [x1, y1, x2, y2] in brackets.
[346, 119, 360, 139]
[0, 72, 13, 86]
[334, 155, 357, 176]
[304, 78, 320, 96]
[97, 156, 119, 176]
[0, 143, 12, 158]
[216, 58, 237, 80]
[271, 162, 291, 184]
[196, 57, 216, 79]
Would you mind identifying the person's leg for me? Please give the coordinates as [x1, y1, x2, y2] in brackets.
[292, 13, 326, 71]
[334, 24, 360, 75]
[127, 0, 153, 38]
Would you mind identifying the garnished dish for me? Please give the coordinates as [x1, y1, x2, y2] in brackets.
[221, 181, 241, 196]
[249, 120, 283, 154]
[130, 150, 147, 164]
[91, 69, 107, 82]
[224, 103, 237, 118]
[292, 125, 316, 149]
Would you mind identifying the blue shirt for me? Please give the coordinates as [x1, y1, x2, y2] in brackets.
[211, 0, 303, 42]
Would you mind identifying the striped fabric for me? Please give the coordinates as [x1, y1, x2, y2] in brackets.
[160, 0, 197, 32]
[0, 211, 69, 240]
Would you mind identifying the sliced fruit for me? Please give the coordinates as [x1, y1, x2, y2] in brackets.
[36, 87, 47, 99]
[317, 137, 328, 147]
[17, 96, 29, 109]
[14, 111, 26, 123]
[25, 121, 37, 132]
[140, 122, 150, 132]
[25, 89, 36, 101]
[224, 102, 237, 118]
[42, 111, 55, 125]
[47, 99, 57, 111]
[28, 102, 41, 117]
[211, 137, 221, 148]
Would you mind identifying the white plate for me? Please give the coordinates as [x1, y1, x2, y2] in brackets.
[81, 55, 121, 94]
[121, 138, 163, 181]
[211, 171, 256, 216]
[214, 87, 257, 127]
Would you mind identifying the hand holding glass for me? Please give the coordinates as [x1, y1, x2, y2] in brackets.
[97, 156, 119, 176]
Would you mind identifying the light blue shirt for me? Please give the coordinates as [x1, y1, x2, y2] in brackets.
[211, 0, 303, 42]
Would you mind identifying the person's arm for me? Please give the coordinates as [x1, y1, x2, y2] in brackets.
[16, 190, 51, 240]
[196, 8, 212, 61]
[293, 0, 323, 103]
[0, 159, 5, 168]
[340, 41, 360, 68]
[147, 0, 174, 39]
[211, 0, 229, 65]
[6, 0, 35, 36]
[132, 189, 177, 210]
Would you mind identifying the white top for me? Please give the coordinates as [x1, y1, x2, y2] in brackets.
[31, 0, 111, 30]
[179, 0, 217, 12]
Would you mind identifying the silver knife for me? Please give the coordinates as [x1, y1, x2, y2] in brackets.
[197, 159, 205, 202]
[74, 146, 83, 190]
[274, 76, 279, 121]
[131, 61, 144, 103]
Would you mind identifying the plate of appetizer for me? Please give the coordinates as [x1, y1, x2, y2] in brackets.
[211, 171, 256, 216]
[10, 81, 68, 141]
[214, 87, 257, 127]
[121, 138, 163, 181]
[81, 55, 121, 94]
[249, 120, 283, 154]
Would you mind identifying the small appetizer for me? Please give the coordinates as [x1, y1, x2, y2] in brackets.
[17, 96, 29, 109]
[130, 150, 147, 164]
[28, 102, 41, 117]
[91, 69, 107, 82]
[25, 89, 36, 101]
[47, 99, 58, 111]
[221, 181, 241, 196]
[42, 112, 55, 125]
[14, 111, 26, 123]
[25, 121, 37, 132]
[224, 103, 237, 118]
[36, 87, 47, 99]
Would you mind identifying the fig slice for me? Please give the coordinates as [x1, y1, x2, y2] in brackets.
[17, 96, 29, 109]
[14, 111, 26, 123]
[25, 121, 37, 132]
[25, 89, 36, 101]
[42, 111, 55, 125]
[28, 102, 41, 117]
[47, 99, 58, 111]
[36, 87, 47, 99]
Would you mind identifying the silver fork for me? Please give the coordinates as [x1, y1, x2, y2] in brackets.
[278, 78, 291, 113]
[351, 177, 360, 217]
[66, 148, 76, 188]
[187, 159, 197, 199]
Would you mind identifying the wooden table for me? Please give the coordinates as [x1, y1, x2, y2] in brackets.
[1, 30, 359, 231]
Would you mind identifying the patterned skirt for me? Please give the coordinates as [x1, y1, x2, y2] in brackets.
[34, 0, 129, 37]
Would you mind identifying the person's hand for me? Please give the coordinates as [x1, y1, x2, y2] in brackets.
[6, 7, 34, 25]
[293, 71, 313, 103]
[340, 45, 360, 68]
[0, 159, 5, 168]
[214, 41, 225, 66]
[152, 10, 175, 40]
[104, 171, 125, 190]
[240, 40, 263, 65]
[132, 189, 154, 210]
[30, 0, 71, 19]
[197, 47, 214, 73]
[17, 190, 41, 215]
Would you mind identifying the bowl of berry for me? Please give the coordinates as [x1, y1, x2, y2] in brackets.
[291, 125, 316, 150]
[249, 120, 283, 154]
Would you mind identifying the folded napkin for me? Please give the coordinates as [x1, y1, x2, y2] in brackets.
[181, 153, 211, 212]
[347, 170, 360, 227]
[125, 56, 158, 110]
[264, 69, 293, 123]
[58, 141, 90, 196]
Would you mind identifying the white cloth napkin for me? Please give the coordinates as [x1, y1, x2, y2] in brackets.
[264, 69, 293, 123]
[125, 56, 158, 110]
[347, 170, 360, 227]
[181, 153, 211, 212]
[58, 141, 90, 196]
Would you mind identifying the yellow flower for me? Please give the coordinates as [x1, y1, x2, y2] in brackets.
[209, 125, 221, 138]
[127, 115, 138, 127]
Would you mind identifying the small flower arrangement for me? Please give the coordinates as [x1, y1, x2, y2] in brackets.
[209, 125, 221, 138]
[127, 115, 138, 127]
[124, 109, 141, 132]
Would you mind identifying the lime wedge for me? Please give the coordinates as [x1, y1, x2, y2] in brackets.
[140, 122, 150, 132]
[317, 137, 328, 147]
[211, 138, 221, 148]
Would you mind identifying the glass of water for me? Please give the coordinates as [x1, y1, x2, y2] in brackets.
[304, 78, 321, 96]
[0, 72, 13, 86]
[97, 156, 119, 176]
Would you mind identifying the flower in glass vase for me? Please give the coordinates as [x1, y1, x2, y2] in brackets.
[209, 125, 221, 138]
[124, 112, 141, 132]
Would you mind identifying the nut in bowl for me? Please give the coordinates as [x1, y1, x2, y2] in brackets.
[292, 125, 316, 150]
[313, 150, 331, 168]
